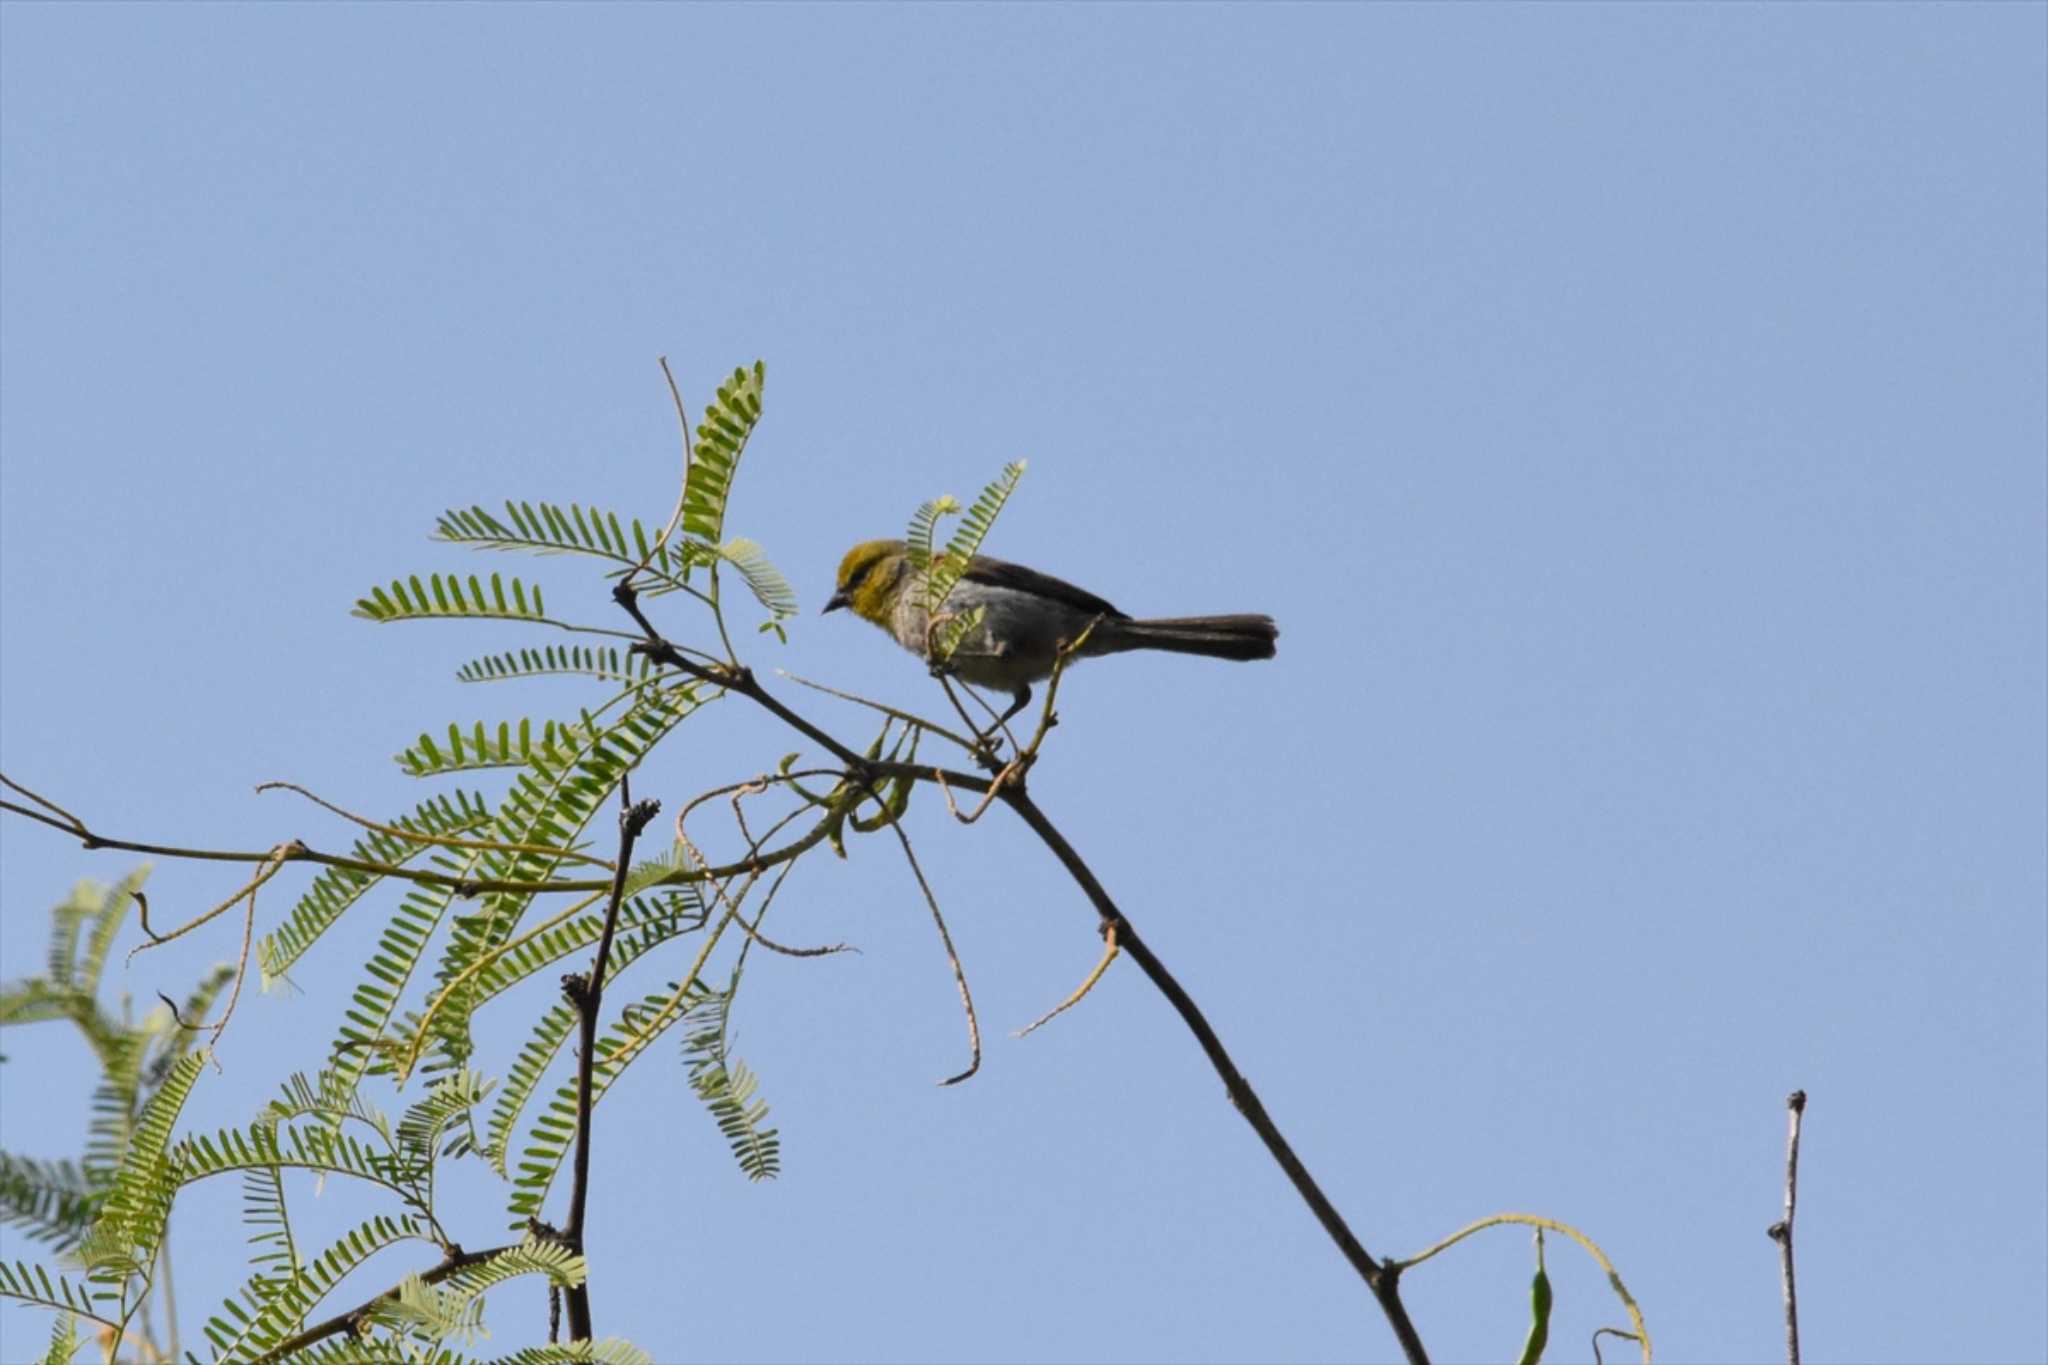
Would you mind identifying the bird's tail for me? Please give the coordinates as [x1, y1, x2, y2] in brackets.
[1103, 614, 1278, 662]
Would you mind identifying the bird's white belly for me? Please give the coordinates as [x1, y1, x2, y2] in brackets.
[887, 576, 1100, 691]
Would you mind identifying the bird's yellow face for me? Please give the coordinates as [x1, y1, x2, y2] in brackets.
[824, 539, 908, 626]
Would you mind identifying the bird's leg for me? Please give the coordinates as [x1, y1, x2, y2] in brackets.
[995, 686, 1032, 730]
[956, 686, 1032, 774]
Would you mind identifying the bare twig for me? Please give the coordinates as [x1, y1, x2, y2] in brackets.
[126, 842, 298, 954]
[931, 757, 1025, 825]
[1766, 1089, 1807, 1365]
[2, 778, 845, 900]
[881, 815, 981, 1086]
[0, 774, 85, 832]
[559, 780, 662, 1342]
[1592, 1327, 1645, 1365]
[255, 780, 615, 868]
[620, 356, 694, 587]
[776, 670, 981, 754]
[1014, 921, 1118, 1039]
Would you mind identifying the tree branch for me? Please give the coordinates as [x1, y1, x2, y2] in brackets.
[255, 1243, 517, 1363]
[1766, 1088, 1807, 1365]
[1, 782, 830, 899]
[558, 780, 662, 1343]
[1000, 788, 1428, 1363]
[612, 581, 1431, 1363]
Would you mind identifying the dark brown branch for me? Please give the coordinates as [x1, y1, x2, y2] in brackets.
[612, 582, 1431, 1364]
[2, 784, 833, 899]
[559, 780, 662, 1343]
[999, 789, 1429, 1365]
[1766, 1089, 1807, 1365]
[256, 1242, 515, 1363]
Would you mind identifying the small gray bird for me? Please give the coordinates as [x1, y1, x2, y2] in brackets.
[824, 538, 1278, 726]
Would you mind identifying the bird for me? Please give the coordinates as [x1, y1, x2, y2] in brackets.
[824, 539, 1278, 730]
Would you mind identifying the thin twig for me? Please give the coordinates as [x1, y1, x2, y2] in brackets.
[2, 782, 843, 899]
[931, 757, 1025, 825]
[254, 1243, 518, 1363]
[775, 669, 980, 754]
[880, 813, 980, 1086]
[256, 780, 615, 868]
[559, 780, 662, 1343]
[1592, 1327, 1644, 1365]
[1018, 617, 1099, 762]
[126, 842, 298, 955]
[1767, 1089, 1807, 1365]
[1014, 921, 1118, 1038]
[0, 774, 85, 831]
[619, 356, 694, 587]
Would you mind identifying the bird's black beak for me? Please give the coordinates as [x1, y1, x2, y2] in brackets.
[823, 591, 848, 614]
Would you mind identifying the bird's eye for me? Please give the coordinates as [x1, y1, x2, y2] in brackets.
[841, 560, 877, 594]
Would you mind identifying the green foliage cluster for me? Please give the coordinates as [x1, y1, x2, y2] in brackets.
[1, 362, 829, 1362]
[0, 356, 1658, 1365]
[904, 460, 1028, 663]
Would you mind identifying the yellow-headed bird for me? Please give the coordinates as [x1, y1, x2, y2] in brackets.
[825, 539, 1277, 725]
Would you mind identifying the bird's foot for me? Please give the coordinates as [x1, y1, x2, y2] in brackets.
[969, 731, 1007, 774]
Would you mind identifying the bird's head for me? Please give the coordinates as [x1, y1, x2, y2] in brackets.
[824, 539, 910, 625]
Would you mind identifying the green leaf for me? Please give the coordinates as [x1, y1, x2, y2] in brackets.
[199, 1213, 433, 1362]
[0, 1260, 119, 1332]
[681, 362, 766, 545]
[1518, 1231, 1553, 1365]
[352, 572, 548, 624]
[479, 922, 707, 1179]
[0, 979, 90, 1032]
[422, 688, 702, 1078]
[715, 537, 799, 619]
[486, 1342, 653, 1365]
[0, 1154, 99, 1251]
[176, 1119, 420, 1203]
[680, 987, 780, 1181]
[73, 868, 150, 1003]
[904, 494, 959, 575]
[364, 1238, 585, 1347]
[396, 718, 598, 778]
[79, 1049, 204, 1284]
[505, 978, 713, 1226]
[436, 501, 636, 562]
[240, 1163, 299, 1299]
[466, 891, 706, 1019]
[257, 791, 493, 986]
[930, 603, 987, 667]
[290, 1342, 483, 1365]
[454, 645, 661, 687]
[434, 502, 703, 599]
[81, 1033, 144, 1188]
[929, 460, 1026, 612]
[42, 1310, 83, 1365]
[396, 1069, 494, 1165]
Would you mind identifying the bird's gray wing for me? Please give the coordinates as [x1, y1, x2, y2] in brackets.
[961, 555, 1128, 620]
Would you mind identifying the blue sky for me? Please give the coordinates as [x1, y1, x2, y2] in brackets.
[2, 5, 2043, 1363]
